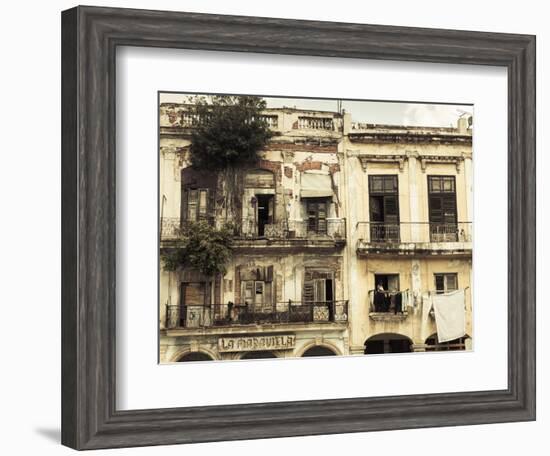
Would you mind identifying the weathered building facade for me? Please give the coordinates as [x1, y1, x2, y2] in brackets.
[159, 100, 473, 362]
[344, 118, 473, 355]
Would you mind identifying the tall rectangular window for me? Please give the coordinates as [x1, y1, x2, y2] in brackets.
[368, 175, 400, 242]
[428, 176, 457, 242]
[182, 188, 209, 222]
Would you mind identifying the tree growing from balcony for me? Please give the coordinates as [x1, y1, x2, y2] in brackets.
[188, 95, 273, 169]
[186, 95, 273, 224]
[161, 221, 233, 276]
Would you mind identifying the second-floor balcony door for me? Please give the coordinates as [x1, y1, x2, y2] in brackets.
[180, 281, 207, 328]
[256, 194, 274, 237]
[428, 176, 458, 242]
[306, 199, 328, 235]
[241, 279, 273, 313]
[368, 175, 400, 242]
[303, 270, 334, 321]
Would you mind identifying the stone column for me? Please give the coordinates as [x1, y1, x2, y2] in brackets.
[411, 343, 427, 352]
[406, 151, 421, 243]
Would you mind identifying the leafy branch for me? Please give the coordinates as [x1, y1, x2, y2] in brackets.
[161, 221, 234, 277]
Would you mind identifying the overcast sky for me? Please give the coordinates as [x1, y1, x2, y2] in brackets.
[160, 92, 473, 128]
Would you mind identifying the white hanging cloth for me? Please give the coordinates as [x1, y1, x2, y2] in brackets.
[432, 289, 466, 343]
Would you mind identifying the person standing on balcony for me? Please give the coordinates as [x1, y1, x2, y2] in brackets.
[374, 283, 385, 312]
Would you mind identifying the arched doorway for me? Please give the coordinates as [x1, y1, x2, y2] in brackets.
[240, 351, 278, 360]
[425, 334, 469, 351]
[177, 351, 214, 362]
[302, 346, 337, 357]
[364, 333, 412, 354]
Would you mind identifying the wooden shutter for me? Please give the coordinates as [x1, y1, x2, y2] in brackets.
[317, 202, 327, 233]
[187, 189, 198, 222]
[428, 176, 457, 224]
[264, 282, 273, 306]
[198, 189, 208, 219]
[441, 195, 457, 224]
[254, 281, 265, 306]
[429, 194, 458, 223]
[429, 195, 444, 223]
[383, 195, 399, 223]
[181, 282, 206, 306]
[314, 279, 326, 303]
[303, 270, 314, 303]
[266, 265, 274, 282]
[181, 187, 188, 222]
[369, 196, 383, 222]
[241, 280, 254, 305]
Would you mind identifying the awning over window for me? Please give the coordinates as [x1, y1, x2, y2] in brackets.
[300, 173, 333, 198]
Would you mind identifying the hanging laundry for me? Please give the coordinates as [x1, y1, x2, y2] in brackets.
[422, 292, 433, 321]
[394, 292, 403, 314]
[432, 289, 466, 343]
[402, 291, 409, 310]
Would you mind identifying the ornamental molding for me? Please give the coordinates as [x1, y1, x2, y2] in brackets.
[418, 154, 466, 173]
[347, 150, 409, 172]
[347, 150, 467, 173]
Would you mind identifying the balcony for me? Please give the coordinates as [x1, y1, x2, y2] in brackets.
[297, 116, 335, 131]
[165, 301, 349, 329]
[356, 222, 472, 257]
[368, 290, 410, 322]
[160, 217, 346, 250]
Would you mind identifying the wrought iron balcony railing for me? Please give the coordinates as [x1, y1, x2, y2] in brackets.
[238, 217, 346, 241]
[356, 222, 472, 245]
[160, 217, 346, 242]
[165, 300, 349, 329]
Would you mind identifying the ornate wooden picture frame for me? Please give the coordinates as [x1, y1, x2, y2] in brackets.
[61, 6, 535, 450]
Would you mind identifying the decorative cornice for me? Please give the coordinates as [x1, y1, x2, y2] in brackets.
[419, 154, 467, 173]
[347, 151, 409, 172]
[347, 150, 468, 173]
[348, 132, 472, 145]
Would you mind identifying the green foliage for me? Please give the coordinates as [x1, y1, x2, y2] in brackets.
[161, 221, 233, 276]
[187, 95, 273, 170]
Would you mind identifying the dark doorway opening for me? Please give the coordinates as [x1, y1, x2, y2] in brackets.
[256, 194, 273, 237]
[364, 334, 412, 354]
[302, 346, 337, 357]
[177, 352, 213, 362]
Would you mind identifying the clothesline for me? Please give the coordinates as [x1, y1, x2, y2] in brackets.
[424, 287, 469, 296]
[369, 287, 468, 294]
[368, 288, 410, 293]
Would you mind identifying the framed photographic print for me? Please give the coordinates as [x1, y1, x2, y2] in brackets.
[61, 5, 536, 450]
